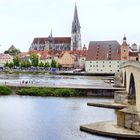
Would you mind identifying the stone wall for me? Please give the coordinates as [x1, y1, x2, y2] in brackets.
[114, 91, 128, 104]
[117, 107, 140, 132]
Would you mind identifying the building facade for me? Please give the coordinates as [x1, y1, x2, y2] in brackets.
[85, 40, 122, 74]
[29, 37, 71, 51]
[0, 54, 13, 67]
[57, 51, 75, 68]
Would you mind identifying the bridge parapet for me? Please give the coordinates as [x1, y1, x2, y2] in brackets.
[120, 61, 140, 69]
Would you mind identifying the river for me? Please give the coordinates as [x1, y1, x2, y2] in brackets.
[0, 96, 119, 140]
[0, 73, 113, 87]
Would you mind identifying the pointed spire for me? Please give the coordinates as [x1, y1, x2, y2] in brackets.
[48, 29, 53, 42]
[50, 29, 53, 38]
[123, 34, 126, 41]
[72, 3, 80, 33]
[71, 3, 81, 50]
[122, 35, 128, 46]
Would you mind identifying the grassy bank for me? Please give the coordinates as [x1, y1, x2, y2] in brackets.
[16, 87, 86, 97]
[0, 86, 12, 95]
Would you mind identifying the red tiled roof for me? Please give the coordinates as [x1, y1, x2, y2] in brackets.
[68, 50, 87, 57]
[32, 37, 71, 44]
[86, 41, 121, 61]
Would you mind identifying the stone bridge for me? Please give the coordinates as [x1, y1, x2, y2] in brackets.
[118, 61, 140, 110]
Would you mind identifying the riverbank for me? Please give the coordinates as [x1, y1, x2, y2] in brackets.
[1, 70, 115, 76]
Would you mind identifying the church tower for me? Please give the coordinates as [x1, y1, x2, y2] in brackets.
[71, 4, 81, 50]
[121, 35, 129, 60]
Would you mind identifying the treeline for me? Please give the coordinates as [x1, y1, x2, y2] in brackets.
[4, 54, 59, 68]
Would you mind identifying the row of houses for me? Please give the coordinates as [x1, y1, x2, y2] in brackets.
[20, 47, 87, 69]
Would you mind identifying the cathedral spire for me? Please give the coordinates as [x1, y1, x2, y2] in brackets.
[72, 4, 80, 33]
[50, 29, 53, 38]
[71, 4, 81, 50]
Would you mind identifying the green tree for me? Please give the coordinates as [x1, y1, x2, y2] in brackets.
[30, 54, 39, 67]
[38, 61, 44, 67]
[13, 56, 20, 67]
[21, 61, 26, 68]
[51, 59, 57, 68]
[4, 62, 9, 67]
[8, 62, 14, 68]
[44, 61, 50, 68]
[4, 45, 21, 56]
[26, 60, 31, 68]
[21, 60, 31, 68]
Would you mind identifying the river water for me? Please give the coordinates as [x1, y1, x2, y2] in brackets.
[0, 73, 113, 87]
[0, 74, 118, 139]
[0, 96, 119, 140]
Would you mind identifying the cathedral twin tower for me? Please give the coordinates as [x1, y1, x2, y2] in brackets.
[29, 4, 82, 51]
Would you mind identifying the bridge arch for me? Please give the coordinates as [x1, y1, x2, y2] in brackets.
[120, 61, 140, 109]
[128, 73, 136, 105]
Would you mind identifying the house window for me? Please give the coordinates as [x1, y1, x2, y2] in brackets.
[96, 61, 98, 63]
[96, 65, 98, 67]
[109, 65, 111, 67]
[103, 65, 105, 67]
[90, 65, 92, 67]
[97, 69, 98, 71]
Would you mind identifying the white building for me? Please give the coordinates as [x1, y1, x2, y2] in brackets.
[85, 40, 124, 74]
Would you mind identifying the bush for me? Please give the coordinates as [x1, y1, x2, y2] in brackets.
[38, 88, 55, 96]
[0, 86, 12, 95]
[16, 87, 86, 97]
[55, 88, 76, 97]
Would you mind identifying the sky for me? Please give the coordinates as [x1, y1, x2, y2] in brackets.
[0, 0, 140, 52]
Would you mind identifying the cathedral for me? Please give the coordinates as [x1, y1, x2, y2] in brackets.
[29, 4, 82, 51]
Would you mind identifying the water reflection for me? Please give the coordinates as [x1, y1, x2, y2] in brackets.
[0, 96, 117, 140]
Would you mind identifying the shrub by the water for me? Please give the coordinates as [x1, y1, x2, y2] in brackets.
[16, 87, 86, 97]
[0, 86, 12, 95]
